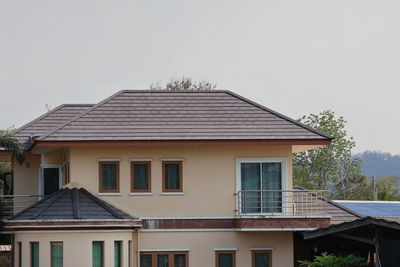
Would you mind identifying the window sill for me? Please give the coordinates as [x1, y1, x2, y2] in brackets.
[129, 192, 153, 196]
[97, 193, 122, 196]
[160, 192, 185, 196]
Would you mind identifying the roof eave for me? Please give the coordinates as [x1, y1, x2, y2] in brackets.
[30, 138, 332, 152]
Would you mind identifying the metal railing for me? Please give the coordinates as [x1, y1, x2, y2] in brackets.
[236, 190, 328, 216]
[0, 195, 42, 219]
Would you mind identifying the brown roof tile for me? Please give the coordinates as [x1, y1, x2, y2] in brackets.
[12, 104, 93, 149]
[37, 90, 331, 142]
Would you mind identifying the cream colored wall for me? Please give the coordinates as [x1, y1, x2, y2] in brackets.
[138, 231, 293, 267]
[69, 145, 293, 217]
[13, 149, 69, 195]
[14, 231, 133, 267]
[15, 230, 293, 267]
[13, 154, 41, 195]
[40, 149, 66, 164]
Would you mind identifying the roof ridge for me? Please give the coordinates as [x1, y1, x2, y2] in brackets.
[37, 91, 125, 141]
[79, 188, 124, 219]
[118, 89, 230, 93]
[225, 91, 333, 140]
[31, 189, 68, 220]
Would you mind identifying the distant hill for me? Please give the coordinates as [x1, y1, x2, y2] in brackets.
[355, 151, 400, 177]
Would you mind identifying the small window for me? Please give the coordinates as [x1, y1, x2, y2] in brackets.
[252, 250, 272, 267]
[51, 242, 63, 267]
[93, 241, 104, 267]
[140, 252, 188, 267]
[114, 241, 122, 267]
[99, 162, 119, 193]
[128, 241, 132, 267]
[18, 242, 22, 267]
[216, 251, 235, 267]
[31, 242, 39, 267]
[131, 162, 151, 192]
[162, 161, 183, 192]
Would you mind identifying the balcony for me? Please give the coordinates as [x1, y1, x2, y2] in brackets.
[0, 195, 42, 219]
[236, 189, 328, 217]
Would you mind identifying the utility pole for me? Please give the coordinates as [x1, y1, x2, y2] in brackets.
[372, 176, 378, 201]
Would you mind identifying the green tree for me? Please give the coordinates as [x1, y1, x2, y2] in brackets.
[150, 76, 217, 91]
[293, 110, 364, 197]
[0, 129, 24, 164]
[376, 176, 400, 201]
[299, 254, 367, 267]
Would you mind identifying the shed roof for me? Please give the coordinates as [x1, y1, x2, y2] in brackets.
[334, 200, 400, 218]
[304, 217, 400, 240]
[35, 90, 331, 142]
[9, 187, 135, 221]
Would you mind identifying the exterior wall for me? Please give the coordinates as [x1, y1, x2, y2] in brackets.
[14, 230, 293, 267]
[13, 154, 41, 195]
[14, 231, 133, 267]
[40, 149, 66, 165]
[69, 145, 293, 217]
[137, 230, 294, 267]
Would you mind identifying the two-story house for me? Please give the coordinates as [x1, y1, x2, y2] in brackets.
[2, 90, 332, 267]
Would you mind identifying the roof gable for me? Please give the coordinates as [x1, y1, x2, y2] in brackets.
[37, 90, 331, 142]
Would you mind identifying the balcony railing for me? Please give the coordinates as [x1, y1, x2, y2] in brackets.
[236, 190, 328, 216]
[0, 195, 42, 219]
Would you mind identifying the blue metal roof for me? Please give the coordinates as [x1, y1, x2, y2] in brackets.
[335, 201, 400, 217]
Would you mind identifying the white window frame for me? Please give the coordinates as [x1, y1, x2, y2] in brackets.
[236, 158, 288, 215]
[39, 164, 63, 196]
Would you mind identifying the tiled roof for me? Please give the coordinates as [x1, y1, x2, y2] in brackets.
[37, 90, 331, 142]
[10, 187, 135, 221]
[293, 186, 362, 224]
[11, 104, 93, 149]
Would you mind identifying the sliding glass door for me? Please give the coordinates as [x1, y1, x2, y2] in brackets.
[239, 159, 284, 214]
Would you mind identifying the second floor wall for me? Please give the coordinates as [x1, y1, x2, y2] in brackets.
[14, 144, 294, 218]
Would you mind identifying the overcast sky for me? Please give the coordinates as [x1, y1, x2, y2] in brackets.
[1, 0, 399, 154]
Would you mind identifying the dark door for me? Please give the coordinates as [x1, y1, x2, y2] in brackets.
[43, 168, 60, 195]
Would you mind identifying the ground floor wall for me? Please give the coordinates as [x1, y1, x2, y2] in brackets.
[14, 231, 133, 267]
[14, 230, 293, 267]
[137, 231, 293, 267]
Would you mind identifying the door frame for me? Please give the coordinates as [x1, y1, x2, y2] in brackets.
[39, 164, 63, 196]
[235, 158, 288, 215]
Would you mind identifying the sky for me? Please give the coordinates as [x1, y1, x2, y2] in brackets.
[1, 0, 399, 154]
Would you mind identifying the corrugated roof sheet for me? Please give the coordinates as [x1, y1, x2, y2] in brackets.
[38, 90, 331, 142]
[10, 187, 135, 221]
[335, 201, 400, 217]
[11, 104, 93, 149]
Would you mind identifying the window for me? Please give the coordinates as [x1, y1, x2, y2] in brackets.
[216, 251, 235, 267]
[51, 242, 63, 267]
[31, 242, 39, 267]
[99, 162, 119, 193]
[252, 250, 272, 267]
[140, 251, 188, 267]
[162, 161, 183, 192]
[93, 241, 104, 267]
[114, 241, 122, 267]
[18, 242, 22, 267]
[128, 241, 132, 267]
[131, 161, 151, 192]
[237, 159, 286, 214]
